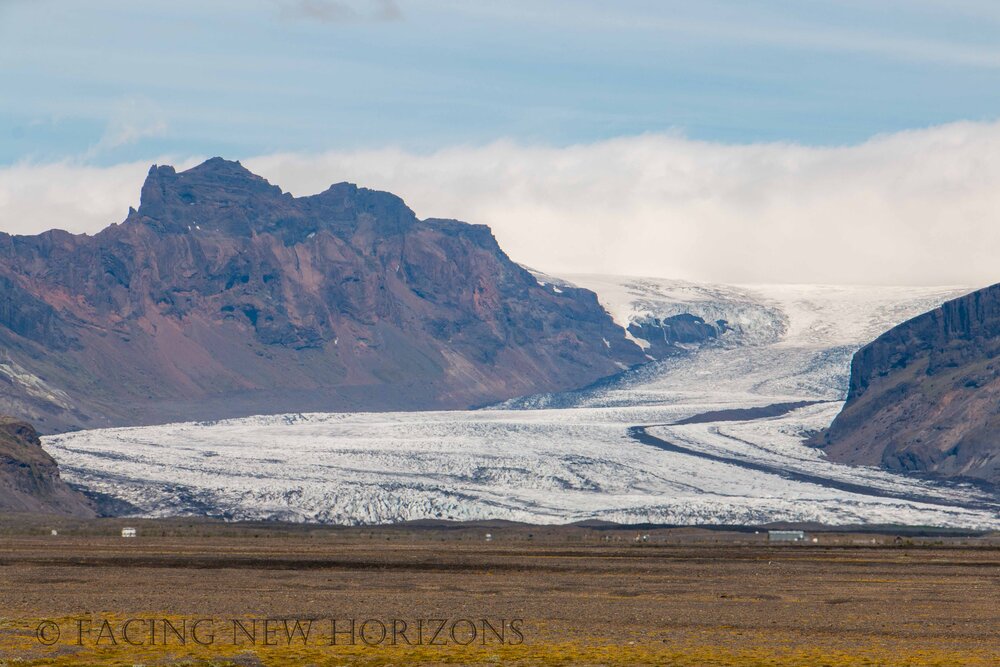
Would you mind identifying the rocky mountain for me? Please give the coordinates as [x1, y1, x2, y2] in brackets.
[0, 158, 646, 432]
[816, 283, 1000, 486]
[0, 416, 95, 516]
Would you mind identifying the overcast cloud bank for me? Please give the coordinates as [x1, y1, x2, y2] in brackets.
[2, 121, 999, 286]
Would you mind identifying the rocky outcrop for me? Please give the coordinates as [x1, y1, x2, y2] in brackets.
[816, 284, 1000, 485]
[627, 314, 730, 358]
[0, 416, 95, 516]
[0, 159, 646, 431]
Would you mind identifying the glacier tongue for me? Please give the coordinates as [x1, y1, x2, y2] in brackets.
[43, 277, 997, 528]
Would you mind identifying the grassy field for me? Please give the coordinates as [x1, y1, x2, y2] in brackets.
[0, 518, 997, 666]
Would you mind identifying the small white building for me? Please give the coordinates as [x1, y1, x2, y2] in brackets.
[121, 527, 137, 538]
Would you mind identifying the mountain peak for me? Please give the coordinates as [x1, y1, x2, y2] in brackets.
[136, 158, 286, 232]
[143, 157, 279, 194]
[186, 156, 255, 177]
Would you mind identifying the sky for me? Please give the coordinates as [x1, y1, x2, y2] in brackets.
[1, 0, 999, 285]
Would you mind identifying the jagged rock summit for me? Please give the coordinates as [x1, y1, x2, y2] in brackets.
[0, 158, 646, 432]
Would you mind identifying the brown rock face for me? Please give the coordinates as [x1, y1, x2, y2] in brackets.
[0, 416, 95, 516]
[816, 284, 1000, 485]
[0, 158, 645, 432]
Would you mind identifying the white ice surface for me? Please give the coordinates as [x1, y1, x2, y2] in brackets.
[43, 277, 998, 527]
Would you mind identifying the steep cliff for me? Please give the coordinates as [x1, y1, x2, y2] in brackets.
[816, 284, 1000, 485]
[0, 416, 95, 516]
[0, 158, 646, 431]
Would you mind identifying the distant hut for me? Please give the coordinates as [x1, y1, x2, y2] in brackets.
[121, 527, 137, 538]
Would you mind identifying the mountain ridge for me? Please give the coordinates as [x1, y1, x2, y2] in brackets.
[0, 158, 646, 432]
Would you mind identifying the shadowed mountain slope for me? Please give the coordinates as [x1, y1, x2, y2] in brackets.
[816, 283, 1000, 485]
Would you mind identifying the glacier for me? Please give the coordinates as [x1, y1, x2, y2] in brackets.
[42, 278, 1000, 528]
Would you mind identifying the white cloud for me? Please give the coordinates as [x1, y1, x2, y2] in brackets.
[0, 161, 144, 235]
[0, 158, 198, 236]
[3, 121, 1000, 286]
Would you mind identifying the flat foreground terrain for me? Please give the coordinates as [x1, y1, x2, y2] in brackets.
[0, 520, 998, 666]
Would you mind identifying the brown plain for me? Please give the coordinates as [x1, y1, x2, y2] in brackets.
[0, 520, 998, 666]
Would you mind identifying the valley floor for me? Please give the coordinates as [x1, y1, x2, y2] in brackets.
[1, 524, 998, 666]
